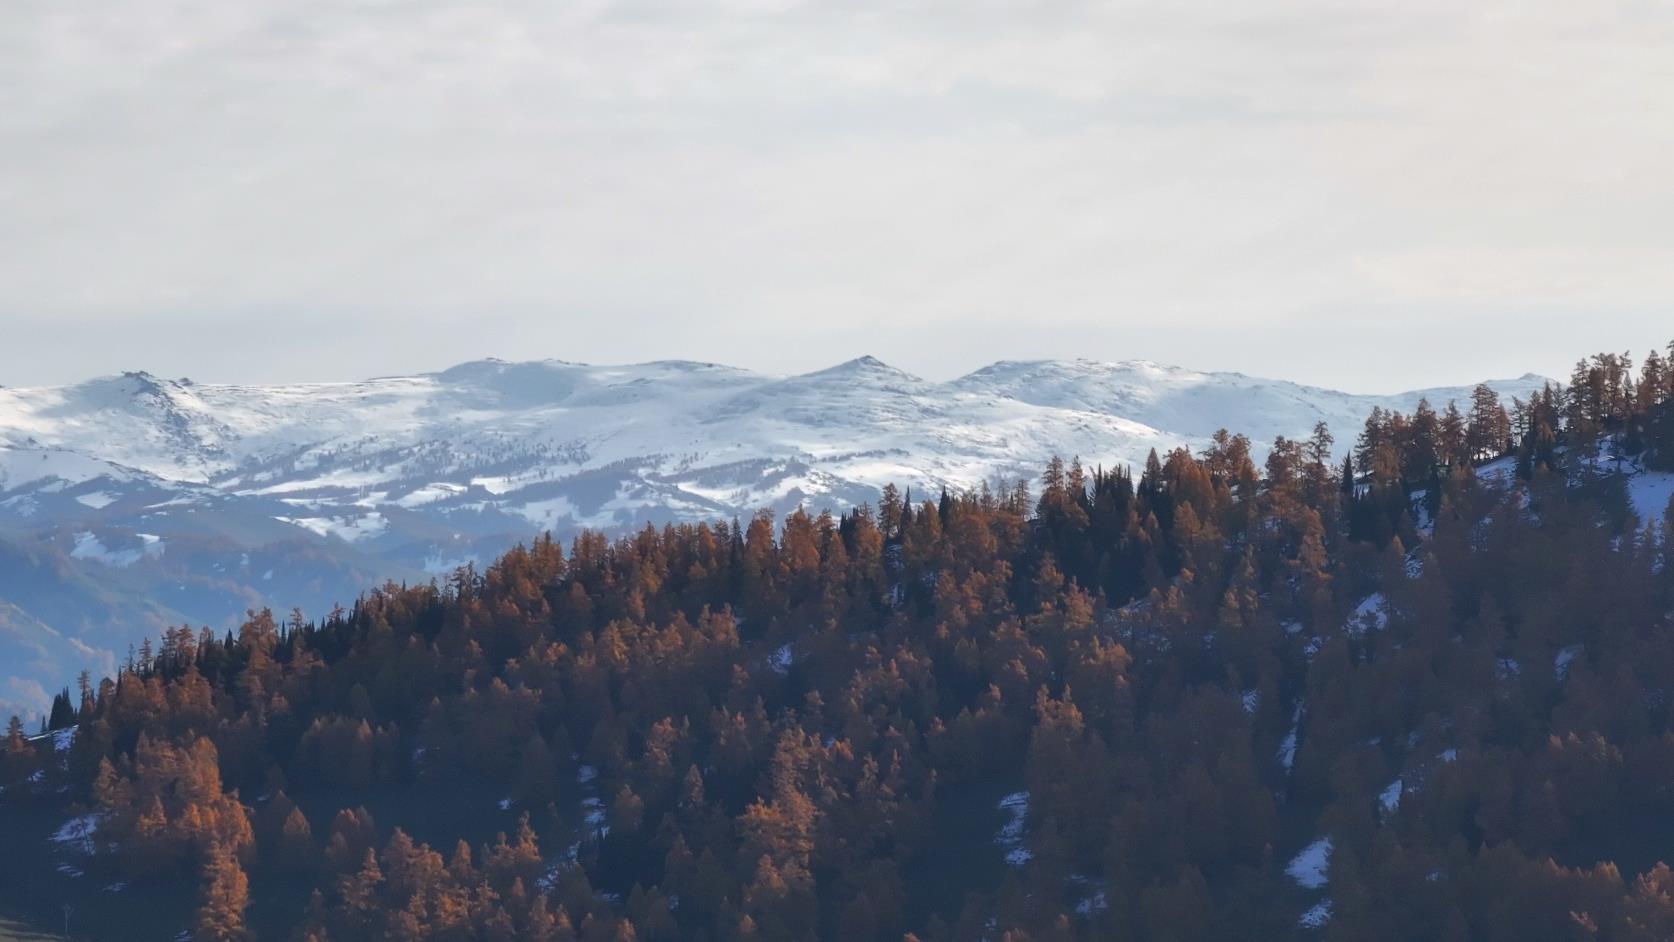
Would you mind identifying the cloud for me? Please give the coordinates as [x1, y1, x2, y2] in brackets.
[2, 676, 50, 718]
[0, 1, 1671, 390]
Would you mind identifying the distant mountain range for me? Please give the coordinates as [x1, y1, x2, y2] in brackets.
[0, 356, 1549, 720]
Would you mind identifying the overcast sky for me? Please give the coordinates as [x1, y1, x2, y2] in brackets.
[3, 1, 1672, 393]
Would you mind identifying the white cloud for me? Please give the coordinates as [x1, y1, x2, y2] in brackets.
[1, 0, 1671, 390]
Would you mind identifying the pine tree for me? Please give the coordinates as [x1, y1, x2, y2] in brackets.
[47, 687, 76, 730]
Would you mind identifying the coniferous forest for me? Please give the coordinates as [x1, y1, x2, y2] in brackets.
[7, 342, 1674, 941]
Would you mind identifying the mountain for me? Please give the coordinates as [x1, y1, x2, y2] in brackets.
[0, 356, 1549, 720]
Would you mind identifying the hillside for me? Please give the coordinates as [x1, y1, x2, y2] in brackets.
[0, 357, 1547, 720]
[0, 342, 1670, 940]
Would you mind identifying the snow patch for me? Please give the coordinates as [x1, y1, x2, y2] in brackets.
[1299, 900, 1332, 930]
[1379, 778, 1403, 814]
[1278, 704, 1303, 772]
[767, 643, 794, 675]
[1627, 471, 1674, 529]
[1404, 552, 1425, 580]
[1555, 645, 1582, 682]
[51, 813, 101, 855]
[278, 512, 388, 544]
[1345, 594, 1388, 637]
[1286, 837, 1332, 890]
[70, 531, 135, 567]
[68, 531, 163, 567]
[996, 790, 1031, 867]
[581, 796, 607, 829]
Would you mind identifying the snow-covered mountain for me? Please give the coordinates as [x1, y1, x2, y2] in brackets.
[0, 356, 1548, 720]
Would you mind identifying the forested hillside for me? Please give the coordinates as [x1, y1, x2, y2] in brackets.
[4, 344, 1674, 941]
[0, 357, 1548, 727]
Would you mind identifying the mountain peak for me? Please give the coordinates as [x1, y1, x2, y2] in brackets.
[804, 356, 921, 383]
[433, 357, 582, 383]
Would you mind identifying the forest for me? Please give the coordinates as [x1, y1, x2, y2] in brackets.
[5, 342, 1674, 941]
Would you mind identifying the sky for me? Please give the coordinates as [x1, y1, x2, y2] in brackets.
[2, 0, 1672, 393]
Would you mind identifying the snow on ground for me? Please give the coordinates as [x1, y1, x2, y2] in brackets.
[1286, 837, 1332, 890]
[1404, 552, 1425, 579]
[1411, 494, 1434, 536]
[422, 553, 479, 576]
[576, 765, 598, 785]
[75, 490, 117, 509]
[70, 531, 134, 566]
[51, 813, 101, 855]
[1496, 657, 1522, 681]
[996, 791, 1031, 867]
[1379, 778, 1403, 815]
[1476, 456, 1518, 487]
[68, 531, 164, 567]
[1628, 471, 1674, 530]
[0, 448, 139, 491]
[1241, 689, 1260, 716]
[1345, 594, 1388, 637]
[394, 483, 468, 508]
[278, 512, 388, 544]
[1438, 748, 1458, 763]
[582, 796, 607, 828]
[1278, 704, 1303, 772]
[29, 726, 76, 753]
[1555, 645, 1583, 682]
[1299, 900, 1332, 930]
[767, 643, 794, 675]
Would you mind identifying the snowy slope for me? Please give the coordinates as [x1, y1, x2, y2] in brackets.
[0, 355, 1551, 721]
[0, 357, 1547, 526]
[950, 360, 1548, 448]
[0, 355, 1555, 562]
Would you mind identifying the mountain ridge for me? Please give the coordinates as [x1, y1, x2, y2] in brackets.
[0, 355, 1552, 720]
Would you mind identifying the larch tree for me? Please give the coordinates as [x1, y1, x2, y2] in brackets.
[194, 842, 252, 942]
